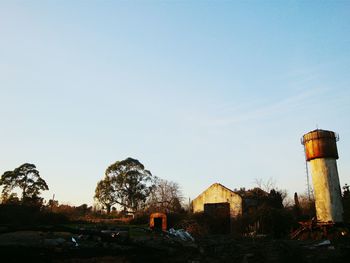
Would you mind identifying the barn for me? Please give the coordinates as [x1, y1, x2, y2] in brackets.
[192, 183, 243, 218]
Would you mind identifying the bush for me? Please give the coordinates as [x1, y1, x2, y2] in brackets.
[176, 212, 228, 237]
[130, 212, 149, 225]
[232, 206, 295, 238]
[0, 203, 69, 225]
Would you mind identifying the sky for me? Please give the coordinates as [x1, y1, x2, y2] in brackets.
[0, 0, 349, 206]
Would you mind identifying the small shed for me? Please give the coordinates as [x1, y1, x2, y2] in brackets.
[150, 212, 167, 231]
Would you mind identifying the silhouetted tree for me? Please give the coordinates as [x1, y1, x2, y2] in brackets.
[268, 189, 284, 209]
[293, 192, 315, 221]
[0, 163, 48, 205]
[94, 176, 118, 214]
[0, 192, 20, 204]
[97, 157, 154, 213]
[236, 187, 293, 237]
[343, 183, 350, 222]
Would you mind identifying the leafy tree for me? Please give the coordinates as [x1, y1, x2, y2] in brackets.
[94, 176, 118, 214]
[94, 158, 154, 214]
[0, 192, 20, 204]
[104, 157, 153, 213]
[0, 163, 49, 204]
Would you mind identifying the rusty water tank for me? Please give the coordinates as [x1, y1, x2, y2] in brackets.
[301, 129, 339, 161]
[301, 129, 343, 223]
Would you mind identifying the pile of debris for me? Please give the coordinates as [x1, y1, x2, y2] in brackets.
[168, 228, 195, 242]
[291, 220, 349, 240]
[1, 225, 350, 263]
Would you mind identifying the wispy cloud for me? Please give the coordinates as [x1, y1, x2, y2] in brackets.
[193, 86, 329, 127]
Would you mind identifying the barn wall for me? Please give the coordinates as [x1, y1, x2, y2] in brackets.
[192, 183, 242, 217]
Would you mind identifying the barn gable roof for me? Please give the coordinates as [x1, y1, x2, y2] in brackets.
[193, 182, 241, 201]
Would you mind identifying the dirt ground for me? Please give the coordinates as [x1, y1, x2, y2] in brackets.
[0, 228, 349, 263]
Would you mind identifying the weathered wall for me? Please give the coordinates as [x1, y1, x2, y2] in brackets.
[192, 183, 242, 217]
[310, 158, 343, 222]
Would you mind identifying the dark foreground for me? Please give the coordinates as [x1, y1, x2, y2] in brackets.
[0, 226, 349, 263]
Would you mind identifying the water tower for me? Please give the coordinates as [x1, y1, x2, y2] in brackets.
[301, 129, 343, 223]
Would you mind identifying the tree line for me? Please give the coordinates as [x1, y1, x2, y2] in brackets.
[0, 158, 184, 215]
[94, 157, 183, 214]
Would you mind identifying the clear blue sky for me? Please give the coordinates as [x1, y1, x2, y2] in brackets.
[1, 0, 349, 206]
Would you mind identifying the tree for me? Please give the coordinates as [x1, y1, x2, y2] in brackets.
[293, 192, 316, 220]
[97, 157, 154, 213]
[342, 183, 350, 222]
[147, 177, 184, 213]
[0, 192, 20, 204]
[267, 189, 284, 209]
[94, 176, 118, 214]
[254, 177, 289, 206]
[0, 163, 49, 204]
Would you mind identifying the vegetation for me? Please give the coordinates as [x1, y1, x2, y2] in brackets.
[0, 163, 48, 205]
[343, 183, 350, 222]
[146, 177, 184, 213]
[292, 192, 316, 221]
[95, 157, 154, 214]
[1, 160, 350, 241]
[94, 176, 118, 214]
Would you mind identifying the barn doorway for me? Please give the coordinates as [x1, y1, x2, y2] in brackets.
[154, 217, 163, 230]
[204, 202, 231, 234]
